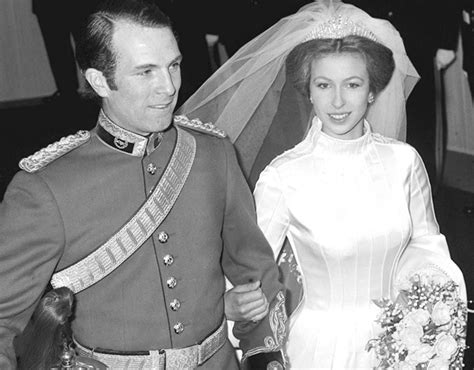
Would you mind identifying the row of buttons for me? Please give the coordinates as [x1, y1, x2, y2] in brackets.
[158, 230, 183, 334]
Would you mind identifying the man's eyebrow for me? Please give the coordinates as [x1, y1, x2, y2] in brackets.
[134, 63, 157, 71]
[133, 55, 183, 71]
[171, 55, 183, 64]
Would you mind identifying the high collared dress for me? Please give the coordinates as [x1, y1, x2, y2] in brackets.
[0, 112, 286, 369]
[254, 117, 466, 368]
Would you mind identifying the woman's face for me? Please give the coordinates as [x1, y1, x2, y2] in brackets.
[309, 52, 373, 140]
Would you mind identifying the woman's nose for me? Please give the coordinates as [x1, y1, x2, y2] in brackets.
[331, 87, 345, 109]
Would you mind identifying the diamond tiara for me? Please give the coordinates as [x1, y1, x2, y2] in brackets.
[304, 15, 377, 42]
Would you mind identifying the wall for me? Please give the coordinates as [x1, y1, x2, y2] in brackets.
[0, 0, 55, 102]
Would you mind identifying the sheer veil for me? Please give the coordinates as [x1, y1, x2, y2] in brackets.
[178, 0, 419, 183]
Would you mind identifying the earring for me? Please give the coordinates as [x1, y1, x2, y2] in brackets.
[310, 97, 313, 103]
[368, 95, 375, 104]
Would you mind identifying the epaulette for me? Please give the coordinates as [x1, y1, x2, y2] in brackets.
[19, 130, 91, 173]
[174, 115, 226, 138]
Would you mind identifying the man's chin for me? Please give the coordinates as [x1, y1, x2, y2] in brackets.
[150, 117, 173, 133]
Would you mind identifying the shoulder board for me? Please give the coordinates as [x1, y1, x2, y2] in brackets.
[19, 130, 91, 173]
[174, 115, 226, 138]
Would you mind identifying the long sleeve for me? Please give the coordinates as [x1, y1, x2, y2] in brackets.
[219, 140, 287, 363]
[254, 166, 290, 260]
[0, 171, 65, 369]
[394, 149, 466, 300]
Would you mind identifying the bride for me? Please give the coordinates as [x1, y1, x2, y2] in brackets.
[180, 1, 467, 368]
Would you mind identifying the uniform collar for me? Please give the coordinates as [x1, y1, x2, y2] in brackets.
[96, 110, 163, 157]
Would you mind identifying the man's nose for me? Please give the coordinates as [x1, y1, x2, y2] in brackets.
[155, 71, 176, 96]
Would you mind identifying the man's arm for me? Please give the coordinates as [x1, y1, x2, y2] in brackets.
[0, 172, 64, 367]
[219, 139, 287, 368]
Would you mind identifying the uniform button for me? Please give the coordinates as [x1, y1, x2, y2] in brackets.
[174, 322, 184, 334]
[146, 163, 157, 175]
[170, 299, 181, 311]
[167, 277, 177, 289]
[163, 254, 174, 266]
[158, 231, 169, 243]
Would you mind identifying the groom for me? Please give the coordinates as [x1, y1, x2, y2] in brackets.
[0, 0, 286, 368]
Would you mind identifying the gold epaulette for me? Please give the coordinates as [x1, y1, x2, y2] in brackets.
[174, 115, 226, 138]
[19, 130, 90, 173]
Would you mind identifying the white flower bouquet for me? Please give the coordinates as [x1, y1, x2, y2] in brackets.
[366, 272, 467, 369]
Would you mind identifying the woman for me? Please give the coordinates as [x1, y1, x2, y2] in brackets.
[254, 33, 466, 368]
[180, 2, 466, 368]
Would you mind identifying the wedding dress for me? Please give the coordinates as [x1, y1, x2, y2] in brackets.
[254, 118, 466, 369]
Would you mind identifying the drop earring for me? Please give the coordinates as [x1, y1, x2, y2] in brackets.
[368, 95, 375, 104]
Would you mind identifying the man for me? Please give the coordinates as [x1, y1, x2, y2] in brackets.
[0, 1, 286, 368]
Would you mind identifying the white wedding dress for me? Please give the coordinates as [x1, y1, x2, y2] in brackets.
[254, 118, 465, 369]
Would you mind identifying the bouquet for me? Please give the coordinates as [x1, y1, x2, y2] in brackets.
[366, 271, 467, 369]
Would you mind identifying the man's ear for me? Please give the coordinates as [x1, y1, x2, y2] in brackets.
[84, 68, 111, 98]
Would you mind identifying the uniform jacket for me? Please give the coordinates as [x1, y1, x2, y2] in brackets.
[0, 113, 286, 368]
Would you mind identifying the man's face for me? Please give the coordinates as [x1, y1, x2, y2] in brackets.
[102, 22, 182, 135]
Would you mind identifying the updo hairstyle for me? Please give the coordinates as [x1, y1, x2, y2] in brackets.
[286, 35, 395, 98]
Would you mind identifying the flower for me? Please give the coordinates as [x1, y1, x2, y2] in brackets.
[404, 344, 434, 365]
[396, 318, 423, 350]
[432, 302, 451, 326]
[367, 273, 467, 369]
[427, 356, 450, 370]
[429, 271, 450, 286]
[405, 309, 431, 326]
[398, 361, 416, 370]
[434, 333, 458, 359]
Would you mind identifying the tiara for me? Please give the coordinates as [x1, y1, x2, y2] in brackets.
[304, 15, 377, 42]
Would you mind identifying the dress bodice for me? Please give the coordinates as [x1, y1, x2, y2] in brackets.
[257, 119, 412, 311]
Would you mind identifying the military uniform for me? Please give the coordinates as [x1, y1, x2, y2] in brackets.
[0, 112, 286, 369]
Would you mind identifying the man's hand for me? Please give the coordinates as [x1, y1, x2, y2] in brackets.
[435, 49, 456, 70]
[224, 281, 269, 322]
[247, 352, 286, 370]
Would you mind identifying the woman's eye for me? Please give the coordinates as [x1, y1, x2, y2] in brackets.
[348, 82, 361, 88]
[317, 83, 329, 89]
[139, 69, 152, 76]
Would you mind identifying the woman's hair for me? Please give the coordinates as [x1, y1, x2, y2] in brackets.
[18, 287, 74, 370]
[286, 35, 395, 98]
[75, 0, 174, 99]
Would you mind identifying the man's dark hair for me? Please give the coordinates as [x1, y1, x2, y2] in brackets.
[75, 0, 174, 99]
[286, 35, 395, 99]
